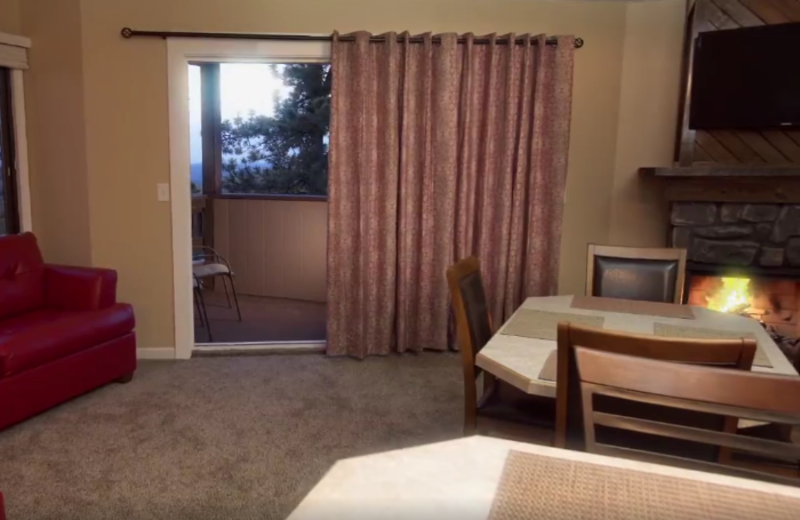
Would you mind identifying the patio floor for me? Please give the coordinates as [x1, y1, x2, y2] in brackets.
[194, 290, 326, 344]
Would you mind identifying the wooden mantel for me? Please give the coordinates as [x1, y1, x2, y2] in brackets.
[639, 166, 800, 203]
[640, 166, 800, 178]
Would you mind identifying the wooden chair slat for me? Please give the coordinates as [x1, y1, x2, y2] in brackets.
[590, 385, 800, 427]
[592, 411, 800, 461]
[592, 444, 800, 488]
[577, 347, 800, 485]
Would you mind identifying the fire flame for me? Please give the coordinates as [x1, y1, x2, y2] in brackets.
[707, 277, 751, 313]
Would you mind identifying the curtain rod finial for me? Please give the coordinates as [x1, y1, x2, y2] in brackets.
[574, 38, 584, 49]
[121, 27, 133, 39]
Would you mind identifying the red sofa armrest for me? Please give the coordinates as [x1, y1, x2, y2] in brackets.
[44, 264, 118, 311]
[0, 491, 5, 520]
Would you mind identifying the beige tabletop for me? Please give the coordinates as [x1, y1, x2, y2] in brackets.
[286, 436, 800, 520]
[477, 295, 799, 398]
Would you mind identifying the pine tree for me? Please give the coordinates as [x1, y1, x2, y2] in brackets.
[220, 64, 331, 195]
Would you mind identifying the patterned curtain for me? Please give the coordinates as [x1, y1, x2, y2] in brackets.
[327, 31, 574, 358]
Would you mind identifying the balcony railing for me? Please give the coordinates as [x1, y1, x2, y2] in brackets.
[192, 193, 327, 302]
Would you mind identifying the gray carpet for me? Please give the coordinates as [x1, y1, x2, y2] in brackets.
[0, 353, 463, 520]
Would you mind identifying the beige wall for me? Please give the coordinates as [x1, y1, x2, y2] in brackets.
[22, 0, 94, 265]
[608, 0, 685, 247]
[214, 199, 327, 303]
[17, 0, 689, 351]
[0, 0, 20, 34]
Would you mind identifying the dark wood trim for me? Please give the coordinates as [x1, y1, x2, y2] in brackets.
[0, 67, 19, 235]
[675, 0, 700, 166]
[213, 193, 328, 203]
[641, 166, 800, 177]
[121, 28, 585, 48]
[661, 178, 800, 203]
[200, 64, 221, 260]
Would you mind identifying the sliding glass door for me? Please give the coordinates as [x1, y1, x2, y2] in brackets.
[0, 66, 19, 235]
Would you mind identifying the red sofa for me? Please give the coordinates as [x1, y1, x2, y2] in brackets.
[0, 233, 136, 431]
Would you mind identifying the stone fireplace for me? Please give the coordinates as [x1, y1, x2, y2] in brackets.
[671, 202, 800, 268]
[670, 202, 800, 339]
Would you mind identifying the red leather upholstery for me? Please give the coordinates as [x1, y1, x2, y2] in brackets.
[45, 265, 118, 311]
[0, 232, 137, 431]
[0, 233, 45, 320]
[0, 334, 136, 431]
[0, 490, 5, 520]
[0, 305, 135, 377]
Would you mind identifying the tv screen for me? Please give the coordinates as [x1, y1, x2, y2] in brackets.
[689, 22, 800, 130]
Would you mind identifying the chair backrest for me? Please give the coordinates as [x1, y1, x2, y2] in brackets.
[555, 322, 756, 457]
[576, 347, 800, 486]
[586, 244, 687, 304]
[447, 257, 493, 423]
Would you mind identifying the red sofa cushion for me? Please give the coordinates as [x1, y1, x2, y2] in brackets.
[0, 304, 135, 377]
[0, 233, 45, 320]
[45, 265, 118, 311]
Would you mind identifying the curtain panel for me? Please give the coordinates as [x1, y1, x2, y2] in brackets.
[327, 31, 574, 358]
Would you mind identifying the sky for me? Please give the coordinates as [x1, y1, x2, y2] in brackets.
[189, 64, 292, 164]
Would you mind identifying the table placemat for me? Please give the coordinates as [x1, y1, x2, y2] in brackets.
[653, 323, 773, 368]
[487, 450, 800, 520]
[538, 350, 557, 382]
[571, 295, 696, 320]
[500, 309, 604, 341]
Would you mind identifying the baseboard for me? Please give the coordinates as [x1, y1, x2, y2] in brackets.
[193, 342, 325, 356]
[137, 347, 177, 360]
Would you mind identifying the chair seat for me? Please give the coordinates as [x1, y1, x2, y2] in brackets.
[0, 305, 135, 377]
[477, 380, 555, 427]
[193, 263, 230, 278]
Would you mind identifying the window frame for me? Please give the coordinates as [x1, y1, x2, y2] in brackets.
[192, 59, 331, 200]
[0, 67, 20, 235]
[0, 32, 32, 234]
[168, 37, 331, 359]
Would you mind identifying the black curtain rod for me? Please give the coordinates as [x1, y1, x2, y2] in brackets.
[120, 28, 584, 48]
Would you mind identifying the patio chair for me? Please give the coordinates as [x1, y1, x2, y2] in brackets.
[193, 275, 212, 342]
[192, 246, 242, 323]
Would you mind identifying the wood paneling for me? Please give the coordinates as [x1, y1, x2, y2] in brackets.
[214, 198, 327, 302]
[685, 0, 800, 167]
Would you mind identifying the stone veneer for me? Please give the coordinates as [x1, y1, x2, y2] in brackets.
[670, 203, 800, 267]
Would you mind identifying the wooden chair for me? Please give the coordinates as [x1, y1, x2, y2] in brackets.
[193, 246, 242, 322]
[447, 257, 554, 443]
[555, 322, 756, 462]
[586, 244, 687, 304]
[575, 347, 800, 486]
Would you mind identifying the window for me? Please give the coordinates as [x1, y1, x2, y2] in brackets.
[0, 67, 19, 235]
[190, 62, 331, 197]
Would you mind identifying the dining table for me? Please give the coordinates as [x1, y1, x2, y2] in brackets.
[286, 435, 800, 520]
[477, 295, 799, 399]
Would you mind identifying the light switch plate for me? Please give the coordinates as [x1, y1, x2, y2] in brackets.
[157, 183, 170, 202]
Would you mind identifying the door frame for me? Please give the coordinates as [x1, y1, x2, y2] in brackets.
[166, 37, 330, 359]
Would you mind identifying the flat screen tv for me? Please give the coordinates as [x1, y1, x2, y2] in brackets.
[689, 22, 800, 130]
